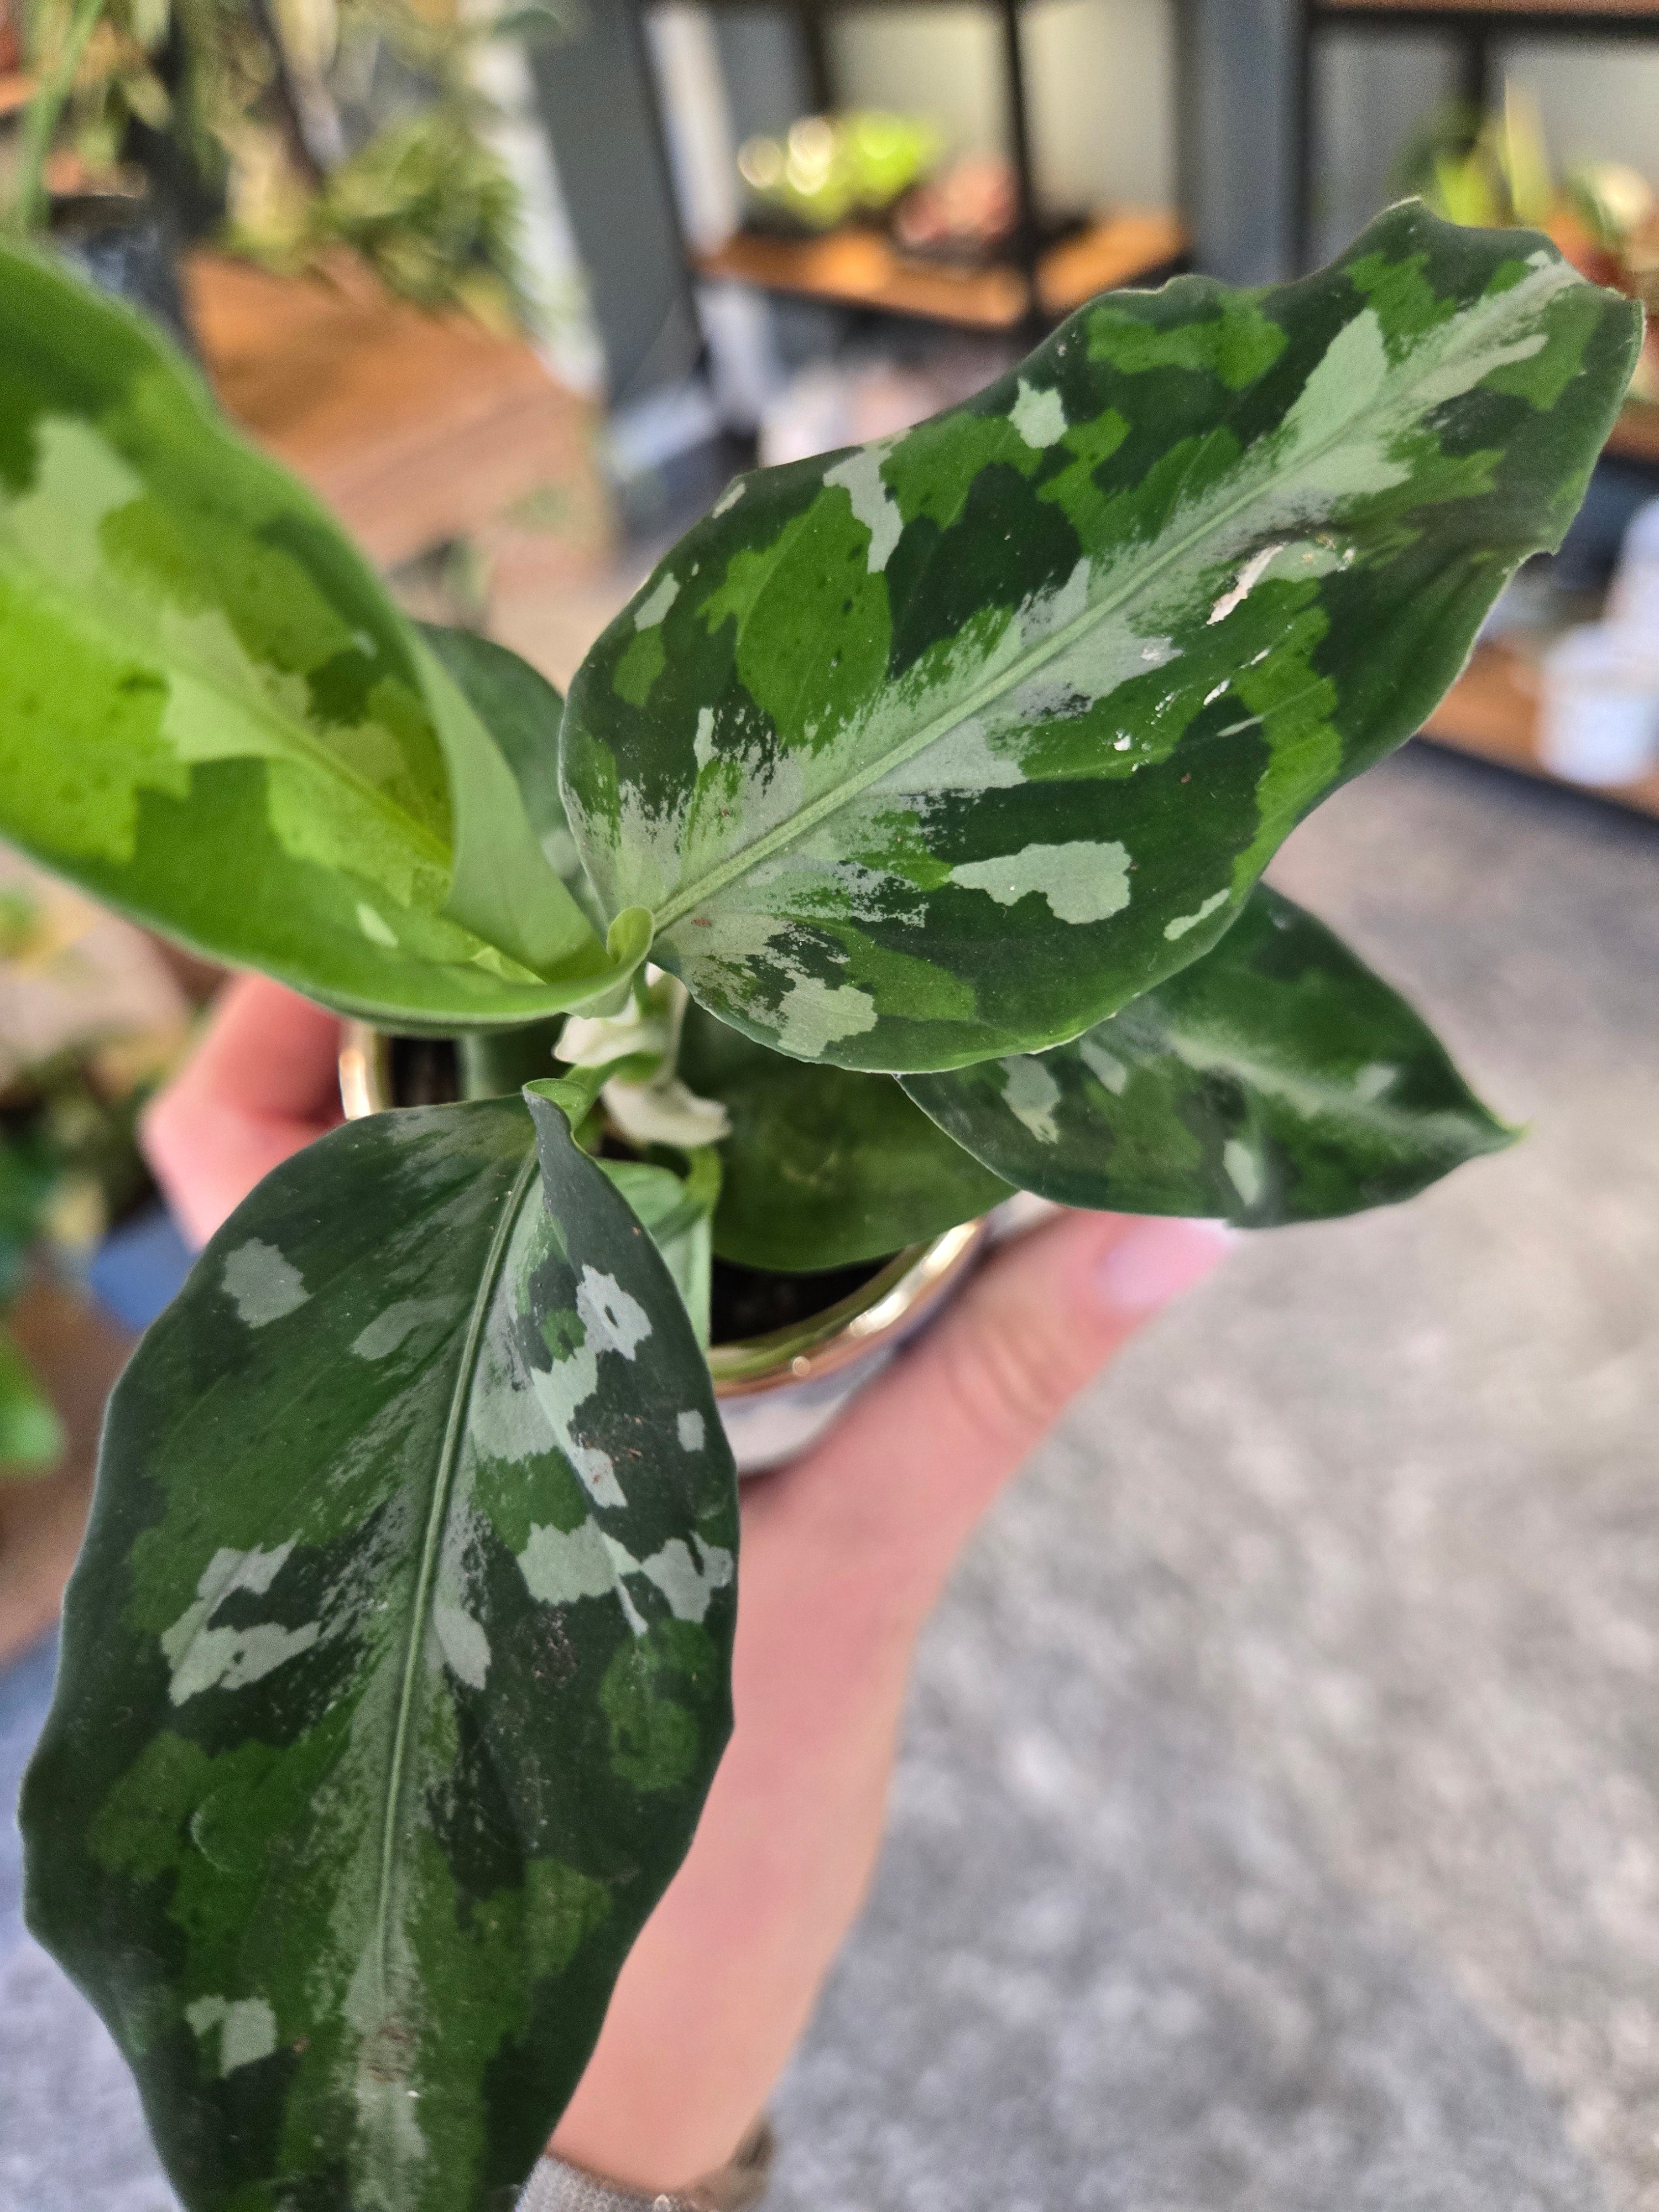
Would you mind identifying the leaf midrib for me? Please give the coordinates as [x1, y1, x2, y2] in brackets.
[0, 550, 455, 884]
[649, 276, 1543, 936]
[372, 1141, 541, 1997]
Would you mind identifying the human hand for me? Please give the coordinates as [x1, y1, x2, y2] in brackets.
[140, 974, 345, 1249]
[140, 974, 1232, 2200]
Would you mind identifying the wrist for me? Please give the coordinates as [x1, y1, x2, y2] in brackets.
[529, 2119, 775, 2210]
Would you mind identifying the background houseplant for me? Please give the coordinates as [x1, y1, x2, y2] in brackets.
[0, 860, 187, 1478]
[1397, 84, 1659, 404]
[11, 0, 557, 327]
[0, 200, 1637, 2211]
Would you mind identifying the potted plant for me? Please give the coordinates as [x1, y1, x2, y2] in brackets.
[0, 201, 1638, 2212]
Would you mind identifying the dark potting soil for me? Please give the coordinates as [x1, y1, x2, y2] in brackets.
[389, 1036, 462, 1107]
[708, 1255, 889, 1347]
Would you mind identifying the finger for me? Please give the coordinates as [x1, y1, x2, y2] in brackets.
[164, 974, 346, 1121]
[142, 975, 345, 1248]
[751, 1208, 1234, 1616]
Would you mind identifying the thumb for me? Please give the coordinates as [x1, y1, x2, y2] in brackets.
[775, 1208, 1234, 1608]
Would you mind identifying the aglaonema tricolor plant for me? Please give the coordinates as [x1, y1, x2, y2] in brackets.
[1, 202, 1638, 2211]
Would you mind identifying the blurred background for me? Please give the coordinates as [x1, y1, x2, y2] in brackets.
[0, 4, 1656, 2208]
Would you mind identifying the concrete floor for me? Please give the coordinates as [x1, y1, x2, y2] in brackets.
[2, 741, 1656, 2210]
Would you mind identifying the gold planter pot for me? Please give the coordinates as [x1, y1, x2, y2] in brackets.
[338, 1024, 987, 1473]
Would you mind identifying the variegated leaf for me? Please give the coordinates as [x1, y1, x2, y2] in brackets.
[23, 1089, 738, 2212]
[420, 625, 604, 929]
[904, 885, 1514, 1224]
[679, 1001, 1011, 1271]
[562, 202, 1639, 1072]
[0, 244, 638, 1030]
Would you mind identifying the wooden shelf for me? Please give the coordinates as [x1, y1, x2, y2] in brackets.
[1035, 210, 1189, 314]
[697, 208, 1187, 332]
[655, 1, 1076, 10]
[1606, 401, 1659, 466]
[1316, 0, 1659, 17]
[1420, 638, 1659, 819]
[183, 253, 604, 572]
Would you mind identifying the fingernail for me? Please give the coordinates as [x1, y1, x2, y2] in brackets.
[1094, 1218, 1236, 1315]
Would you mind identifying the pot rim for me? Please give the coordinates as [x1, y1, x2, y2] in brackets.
[338, 1023, 987, 1402]
[707, 1220, 984, 1397]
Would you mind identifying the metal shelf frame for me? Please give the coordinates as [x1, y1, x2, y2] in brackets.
[637, 0, 1193, 337]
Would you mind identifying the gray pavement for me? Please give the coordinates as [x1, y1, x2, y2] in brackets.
[3, 741, 1656, 2210]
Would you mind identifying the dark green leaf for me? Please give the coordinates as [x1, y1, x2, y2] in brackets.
[0, 243, 635, 1029]
[903, 885, 1515, 1225]
[23, 1090, 737, 2212]
[562, 202, 1639, 1072]
[679, 1001, 1011, 1270]
[0, 1323, 63, 1473]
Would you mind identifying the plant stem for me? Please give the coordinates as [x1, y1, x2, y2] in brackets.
[9, 0, 109, 237]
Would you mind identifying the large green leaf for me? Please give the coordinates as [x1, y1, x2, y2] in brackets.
[678, 1001, 1011, 1271]
[23, 1088, 738, 2212]
[903, 885, 1514, 1224]
[562, 202, 1638, 1073]
[0, 243, 638, 1029]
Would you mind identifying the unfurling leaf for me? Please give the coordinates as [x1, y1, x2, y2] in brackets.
[678, 1001, 1011, 1271]
[23, 1091, 737, 2212]
[598, 1146, 722, 1344]
[420, 624, 604, 928]
[904, 886, 1515, 1224]
[0, 245, 630, 1029]
[562, 202, 1639, 1072]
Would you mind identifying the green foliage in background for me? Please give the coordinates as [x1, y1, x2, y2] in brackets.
[0, 1119, 65, 1471]
[18, 0, 570, 325]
